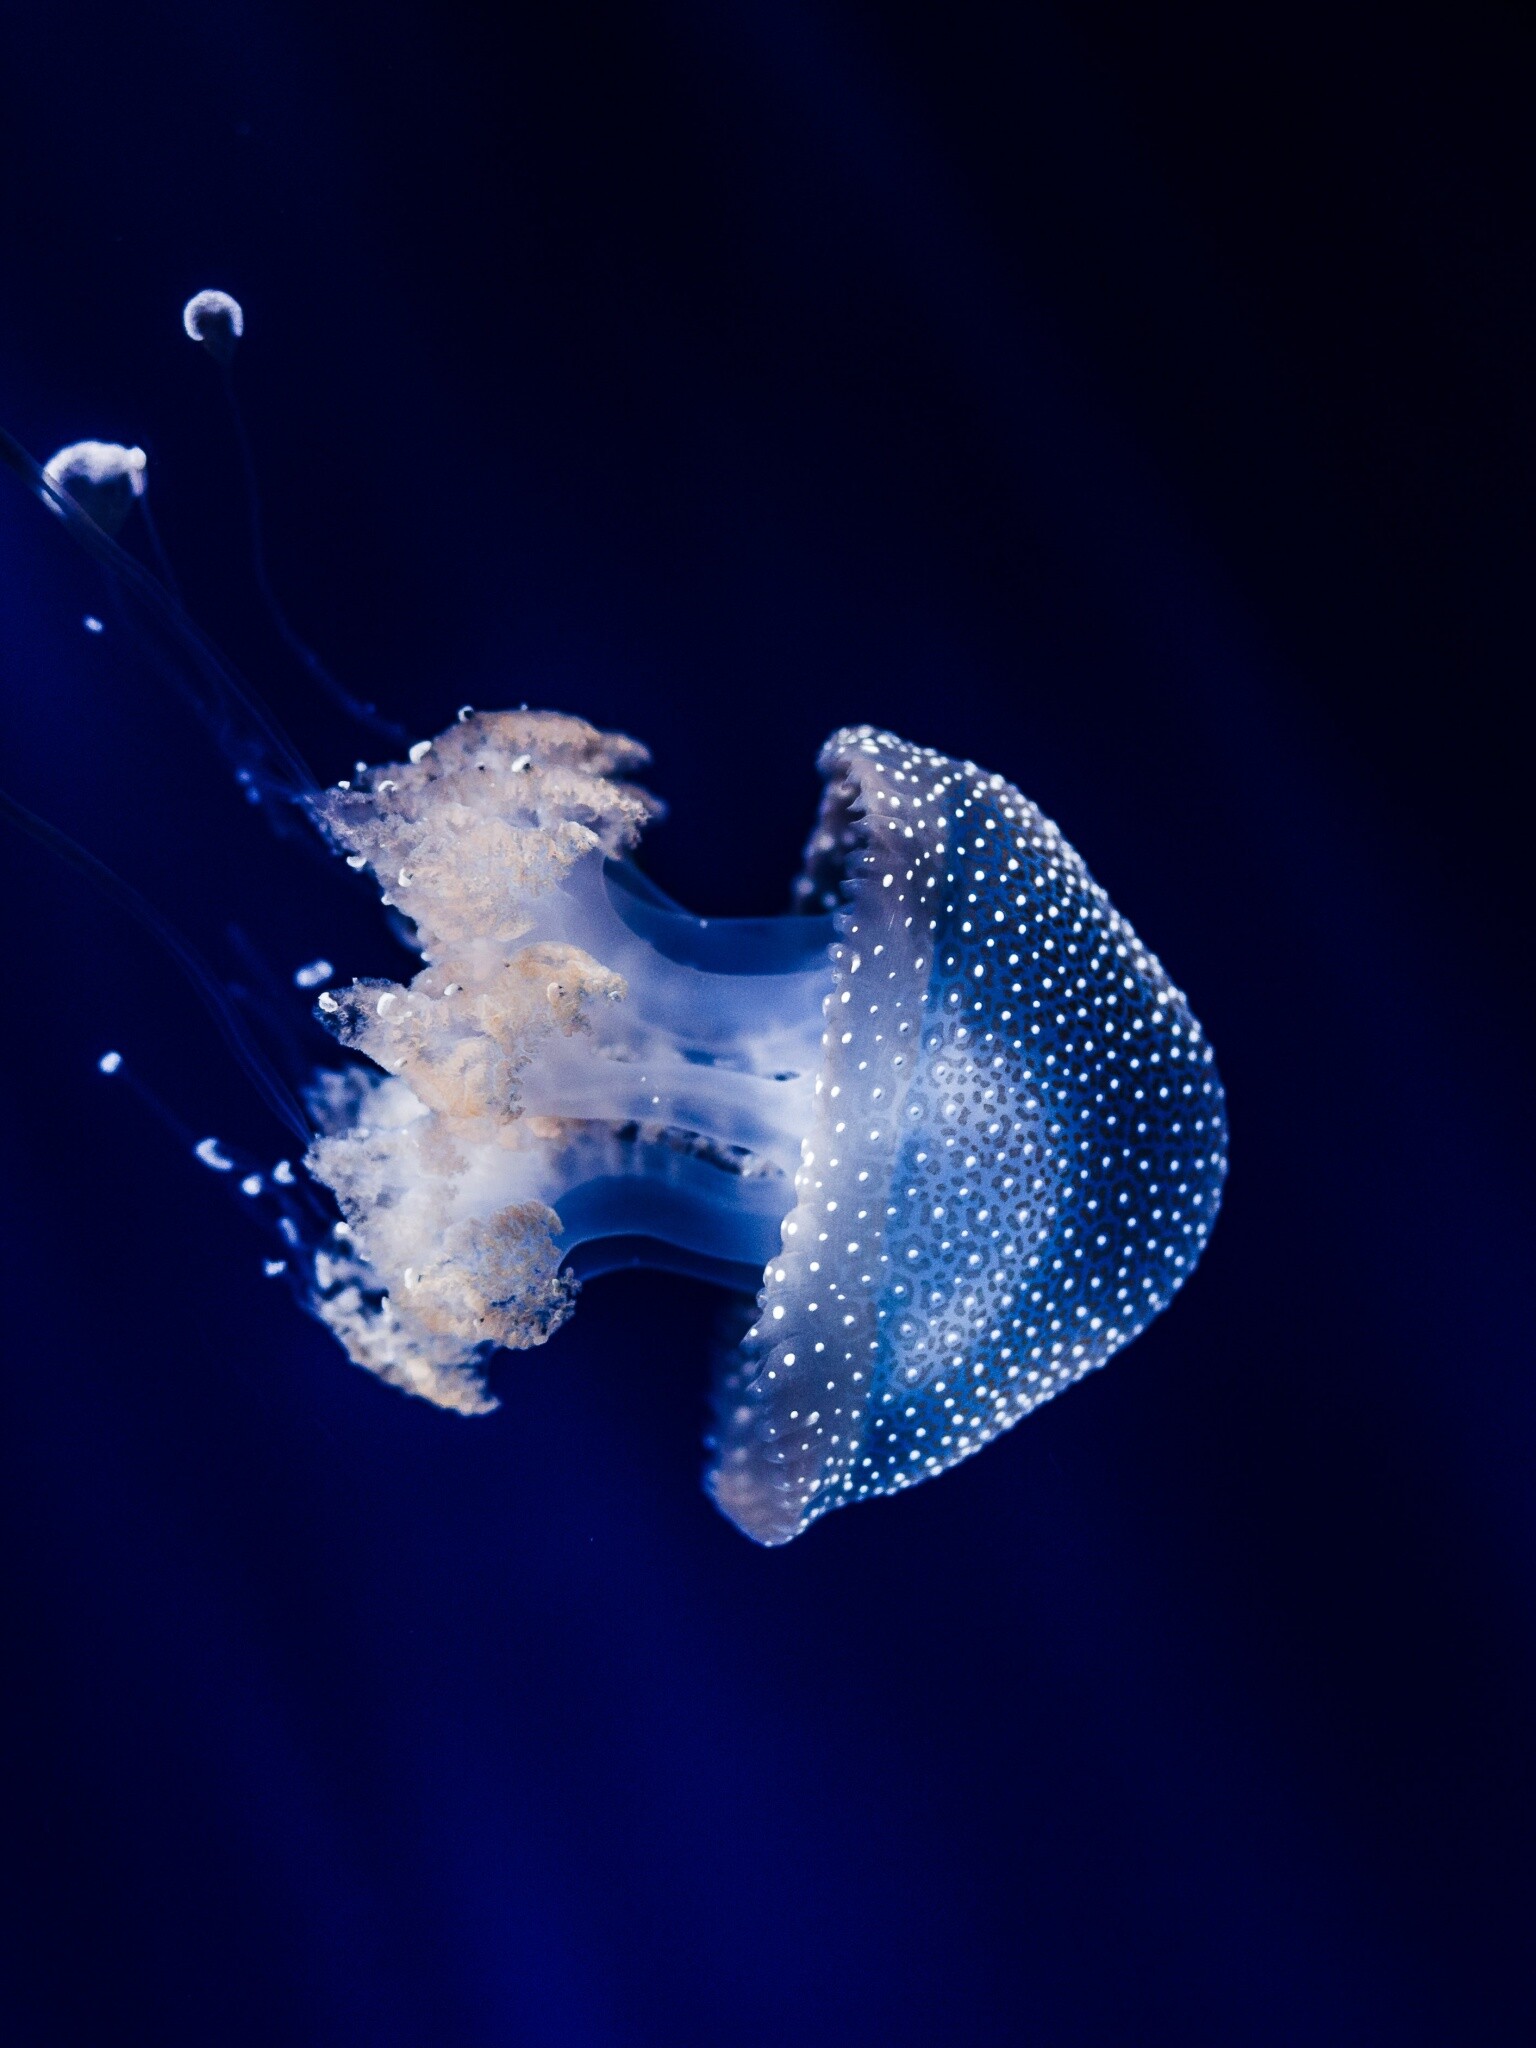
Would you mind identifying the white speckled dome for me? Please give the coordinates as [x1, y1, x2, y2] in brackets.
[708, 726, 1228, 1544]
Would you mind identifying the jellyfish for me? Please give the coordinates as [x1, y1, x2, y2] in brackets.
[2, 299, 1227, 1546]
[181, 286, 245, 365]
[40, 439, 147, 537]
[301, 709, 1228, 1544]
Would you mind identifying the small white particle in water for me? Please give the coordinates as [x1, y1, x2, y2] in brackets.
[263, 1258, 287, 1277]
[408, 740, 433, 764]
[195, 1137, 234, 1171]
[83, 615, 104, 634]
[97, 1050, 122, 1074]
[272, 1159, 295, 1185]
[294, 957, 333, 988]
[240, 1173, 263, 1196]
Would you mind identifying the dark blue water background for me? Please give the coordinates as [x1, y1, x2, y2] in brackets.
[2, 5, 1532, 2042]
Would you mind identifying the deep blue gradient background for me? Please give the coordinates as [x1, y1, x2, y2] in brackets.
[2, 4, 1533, 2042]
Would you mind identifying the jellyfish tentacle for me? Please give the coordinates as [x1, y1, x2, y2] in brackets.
[1, 422, 319, 804]
[132, 486, 184, 605]
[213, 359, 404, 742]
[181, 288, 405, 743]
[0, 782, 311, 1141]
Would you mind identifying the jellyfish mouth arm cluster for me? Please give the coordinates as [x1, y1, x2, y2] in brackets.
[303, 710, 838, 1416]
[304, 709, 1227, 1545]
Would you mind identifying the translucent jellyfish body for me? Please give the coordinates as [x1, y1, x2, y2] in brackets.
[181, 288, 244, 365]
[40, 439, 147, 536]
[305, 710, 1227, 1544]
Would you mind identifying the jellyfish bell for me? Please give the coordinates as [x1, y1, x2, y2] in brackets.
[182, 288, 244, 367]
[304, 710, 1228, 1543]
[710, 727, 1228, 1541]
[40, 439, 147, 537]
